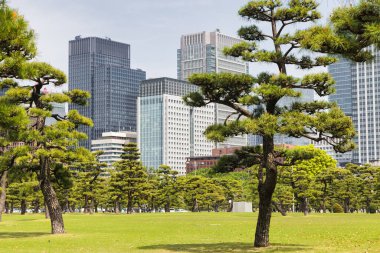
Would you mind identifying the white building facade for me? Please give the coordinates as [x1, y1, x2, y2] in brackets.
[91, 131, 137, 168]
[177, 30, 249, 148]
[138, 78, 215, 175]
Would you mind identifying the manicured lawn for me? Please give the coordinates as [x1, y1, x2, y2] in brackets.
[0, 212, 379, 252]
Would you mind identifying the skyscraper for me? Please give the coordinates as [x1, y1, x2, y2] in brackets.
[177, 30, 249, 148]
[329, 46, 380, 164]
[69, 36, 146, 148]
[137, 77, 215, 175]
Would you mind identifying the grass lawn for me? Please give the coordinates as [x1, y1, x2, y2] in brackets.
[0, 212, 379, 253]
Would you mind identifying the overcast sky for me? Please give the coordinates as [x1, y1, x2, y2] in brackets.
[9, 0, 341, 81]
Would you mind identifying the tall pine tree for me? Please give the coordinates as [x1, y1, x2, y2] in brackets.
[183, 0, 379, 247]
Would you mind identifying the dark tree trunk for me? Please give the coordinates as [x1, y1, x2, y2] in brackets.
[272, 201, 287, 216]
[39, 158, 64, 234]
[164, 195, 170, 213]
[0, 171, 8, 222]
[94, 200, 98, 213]
[5, 201, 9, 214]
[192, 198, 198, 212]
[33, 199, 40, 213]
[254, 136, 277, 248]
[10, 201, 14, 213]
[213, 204, 219, 212]
[20, 199, 27, 215]
[84, 195, 90, 213]
[164, 202, 170, 213]
[300, 198, 309, 216]
[127, 197, 133, 214]
[228, 200, 233, 212]
[344, 198, 350, 213]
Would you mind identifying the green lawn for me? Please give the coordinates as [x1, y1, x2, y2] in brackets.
[0, 212, 379, 253]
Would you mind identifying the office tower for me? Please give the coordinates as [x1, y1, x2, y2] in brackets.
[329, 56, 353, 117]
[323, 56, 354, 165]
[177, 30, 249, 148]
[91, 131, 137, 168]
[137, 77, 215, 175]
[351, 47, 380, 164]
[328, 46, 380, 164]
[68, 36, 146, 148]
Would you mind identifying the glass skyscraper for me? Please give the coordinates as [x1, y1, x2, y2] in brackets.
[69, 36, 146, 148]
[329, 46, 380, 164]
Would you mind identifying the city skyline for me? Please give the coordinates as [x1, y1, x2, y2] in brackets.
[9, 0, 341, 84]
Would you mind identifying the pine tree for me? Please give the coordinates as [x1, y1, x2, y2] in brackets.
[0, 0, 33, 223]
[109, 143, 149, 214]
[182, 0, 378, 247]
[156, 165, 179, 212]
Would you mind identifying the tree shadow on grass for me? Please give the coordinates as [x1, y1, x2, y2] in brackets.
[0, 232, 49, 239]
[139, 242, 312, 253]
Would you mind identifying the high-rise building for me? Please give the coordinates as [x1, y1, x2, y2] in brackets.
[68, 36, 146, 148]
[329, 46, 380, 164]
[177, 30, 249, 148]
[91, 131, 137, 168]
[177, 30, 249, 80]
[137, 77, 215, 175]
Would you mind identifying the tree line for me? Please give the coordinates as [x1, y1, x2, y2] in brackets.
[3, 143, 380, 217]
[2, 143, 254, 214]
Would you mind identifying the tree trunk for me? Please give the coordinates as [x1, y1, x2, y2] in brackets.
[94, 200, 98, 213]
[20, 199, 27, 215]
[192, 198, 198, 212]
[84, 195, 90, 213]
[300, 198, 309, 216]
[5, 201, 9, 214]
[164, 202, 170, 213]
[322, 198, 327, 213]
[344, 198, 350, 213]
[164, 195, 170, 213]
[0, 171, 8, 222]
[40, 161, 64, 233]
[127, 196, 133, 214]
[228, 200, 233, 212]
[272, 201, 287, 216]
[254, 169, 277, 247]
[10, 201, 14, 213]
[33, 199, 40, 213]
[254, 136, 277, 248]
[45, 202, 50, 218]
[115, 200, 120, 213]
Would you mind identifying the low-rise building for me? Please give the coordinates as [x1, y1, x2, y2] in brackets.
[91, 131, 137, 168]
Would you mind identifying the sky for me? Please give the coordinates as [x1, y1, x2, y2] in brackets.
[9, 0, 342, 82]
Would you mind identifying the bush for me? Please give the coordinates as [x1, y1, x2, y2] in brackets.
[332, 203, 344, 213]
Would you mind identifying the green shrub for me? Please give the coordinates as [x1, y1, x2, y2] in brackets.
[332, 203, 344, 213]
